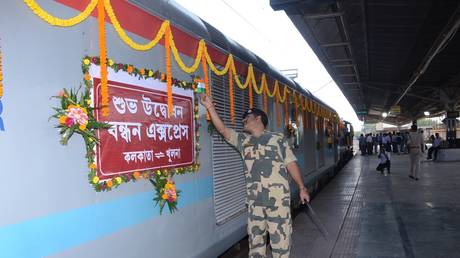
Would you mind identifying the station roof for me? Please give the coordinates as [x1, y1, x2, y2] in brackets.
[271, 0, 460, 125]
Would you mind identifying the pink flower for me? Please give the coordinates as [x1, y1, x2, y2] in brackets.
[67, 106, 88, 126]
[65, 117, 74, 127]
[57, 90, 65, 97]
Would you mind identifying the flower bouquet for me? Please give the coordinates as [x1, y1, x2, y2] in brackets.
[51, 87, 111, 147]
[150, 170, 181, 214]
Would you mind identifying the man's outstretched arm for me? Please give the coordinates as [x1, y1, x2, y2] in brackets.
[200, 94, 231, 140]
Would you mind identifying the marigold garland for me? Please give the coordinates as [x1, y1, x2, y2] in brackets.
[229, 64, 235, 124]
[170, 35, 204, 74]
[201, 51, 211, 120]
[104, 0, 169, 51]
[251, 73, 264, 95]
[262, 75, 268, 113]
[23, 0, 98, 27]
[278, 85, 288, 103]
[24, 0, 341, 127]
[249, 73, 253, 109]
[97, 0, 109, 117]
[276, 88, 281, 128]
[231, 61, 250, 90]
[165, 25, 173, 116]
[284, 92, 289, 128]
[265, 79, 278, 98]
[263, 86, 268, 113]
[205, 48, 233, 76]
[294, 92, 299, 126]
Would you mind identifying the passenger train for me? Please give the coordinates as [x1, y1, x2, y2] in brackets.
[0, 1, 353, 257]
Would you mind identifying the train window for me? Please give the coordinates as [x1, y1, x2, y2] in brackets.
[210, 68, 260, 225]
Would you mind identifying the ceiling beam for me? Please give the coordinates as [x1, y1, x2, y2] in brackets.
[305, 12, 343, 19]
[329, 58, 353, 63]
[321, 42, 350, 48]
[391, 5, 460, 108]
[333, 64, 355, 68]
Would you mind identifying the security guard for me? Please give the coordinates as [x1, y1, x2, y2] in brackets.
[200, 94, 309, 258]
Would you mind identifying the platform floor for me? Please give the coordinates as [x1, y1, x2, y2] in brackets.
[220, 153, 460, 258]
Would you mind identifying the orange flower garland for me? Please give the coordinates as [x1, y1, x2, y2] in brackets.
[263, 77, 268, 113]
[275, 82, 281, 127]
[201, 52, 210, 120]
[229, 64, 235, 124]
[97, 0, 109, 116]
[165, 26, 173, 116]
[294, 92, 299, 126]
[284, 91, 289, 128]
[248, 73, 253, 109]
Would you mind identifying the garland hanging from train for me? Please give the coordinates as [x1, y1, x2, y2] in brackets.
[23, 0, 339, 123]
[23, 0, 340, 214]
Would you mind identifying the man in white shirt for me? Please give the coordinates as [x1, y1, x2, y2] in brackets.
[407, 125, 424, 180]
[366, 134, 373, 155]
[432, 133, 442, 161]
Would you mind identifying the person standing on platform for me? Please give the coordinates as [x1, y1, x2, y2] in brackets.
[200, 94, 310, 258]
[407, 124, 424, 180]
[366, 133, 373, 155]
[382, 133, 391, 152]
[359, 134, 366, 155]
[432, 133, 442, 161]
[427, 135, 435, 160]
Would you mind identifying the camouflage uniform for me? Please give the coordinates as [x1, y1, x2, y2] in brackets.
[227, 129, 297, 258]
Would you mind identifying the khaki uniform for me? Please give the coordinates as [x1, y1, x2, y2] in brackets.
[227, 129, 297, 258]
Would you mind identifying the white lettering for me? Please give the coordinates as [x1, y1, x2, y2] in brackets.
[124, 98, 138, 114]
[112, 96, 126, 114]
[108, 122, 142, 143]
[166, 148, 181, 162]
[122, 150, 154, 164]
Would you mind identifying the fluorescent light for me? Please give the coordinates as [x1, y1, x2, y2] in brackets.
[382, 112, 388, 118]
[424, 111, 430, 116]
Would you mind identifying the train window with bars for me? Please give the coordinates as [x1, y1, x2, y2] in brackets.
[210, 70, 260, 225]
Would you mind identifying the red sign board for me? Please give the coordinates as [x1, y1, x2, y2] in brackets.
[93, 78, 194, 180]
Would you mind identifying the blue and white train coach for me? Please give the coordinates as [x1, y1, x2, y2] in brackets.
[0, 1, 352, 257]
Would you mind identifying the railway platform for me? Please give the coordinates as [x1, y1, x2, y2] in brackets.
[221, 153, 460, 258]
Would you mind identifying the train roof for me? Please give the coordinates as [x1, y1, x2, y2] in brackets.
[129, 0, 336, 113]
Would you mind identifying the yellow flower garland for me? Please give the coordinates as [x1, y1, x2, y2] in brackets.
[231, 62, 251, 90]
[23, 0, 98, 27]
[170, 36, 204, 74]
[205, 48, 233, 76]
[105, 0, 169, 51]
[265, 80, 278, 98]
[23, 0, 340, 122]
[251, 73, 264, 95]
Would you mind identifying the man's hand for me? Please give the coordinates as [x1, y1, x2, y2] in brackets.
[200, 94, 214, 109]
[300, 188, 310, 204]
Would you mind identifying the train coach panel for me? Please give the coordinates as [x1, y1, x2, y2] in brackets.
[0, 2, 246, 258]
[0, 1, 345, 257]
